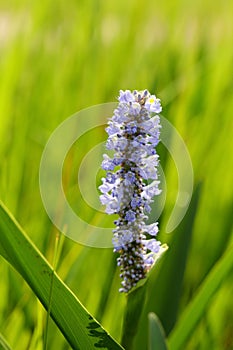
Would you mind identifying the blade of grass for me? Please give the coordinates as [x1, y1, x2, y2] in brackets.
[0, 201, 124, 350]
[149, 183, 202, 333]
[168, 243, 233, 350]
[148, 313, 168, 350]
[0, 333, 12, 350]
[44, 231, 62, 350]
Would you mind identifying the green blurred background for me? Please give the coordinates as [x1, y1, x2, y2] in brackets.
[0, 0, 232, 349]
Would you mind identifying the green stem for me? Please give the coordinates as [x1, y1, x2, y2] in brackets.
[121, 284, 147, 349]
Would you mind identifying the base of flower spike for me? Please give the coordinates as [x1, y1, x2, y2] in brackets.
[126, 244, 169, 293]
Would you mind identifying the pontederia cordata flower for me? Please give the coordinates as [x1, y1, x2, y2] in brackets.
[99, 89, 167, 293]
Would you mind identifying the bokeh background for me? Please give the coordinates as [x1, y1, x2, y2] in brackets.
[0, 0, 232, 349]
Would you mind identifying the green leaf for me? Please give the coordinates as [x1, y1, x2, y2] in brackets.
[149, 183, 202, 333]
[168, 243, 233, 350]
[0, 333, 12, 350]
[0, 201, 124, 350]
[148, 313, 168, 350]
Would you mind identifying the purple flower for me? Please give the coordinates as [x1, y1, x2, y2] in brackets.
[124, 171, 136, 185]
[131, 197, 142, 209]
[143, 239, 161, 253]
[125, 210, 136, 222]
[99, 89, 166, 293]
[106, 172, 117, 184]
[129, 102, 141, 115]
[142, 181, 161, 200]
[98, 180, 114, 193]
[101, 154, 115, 171]
[144, 223, 159, 236]
[106, 123, 121, 136]
[144, 95, 162, 113]
[118, 90, 135, 103]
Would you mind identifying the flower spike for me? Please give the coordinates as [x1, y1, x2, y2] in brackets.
[99, 89, 166, 292]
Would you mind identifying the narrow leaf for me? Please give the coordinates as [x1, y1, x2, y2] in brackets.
[0, 201, 123, 350]
[148, 313, 168, 350]
[0, 333, 12, 350]
[148, 183, 202, 333]
[168, 244, 233, 350]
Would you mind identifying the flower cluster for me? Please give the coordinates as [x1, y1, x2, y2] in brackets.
[99, 89, 166, 293]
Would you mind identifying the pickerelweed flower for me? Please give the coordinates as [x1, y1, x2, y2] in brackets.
[99, 89, 167, 293]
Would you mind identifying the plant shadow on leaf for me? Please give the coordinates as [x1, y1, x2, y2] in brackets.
[87, 319, 124, 349]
